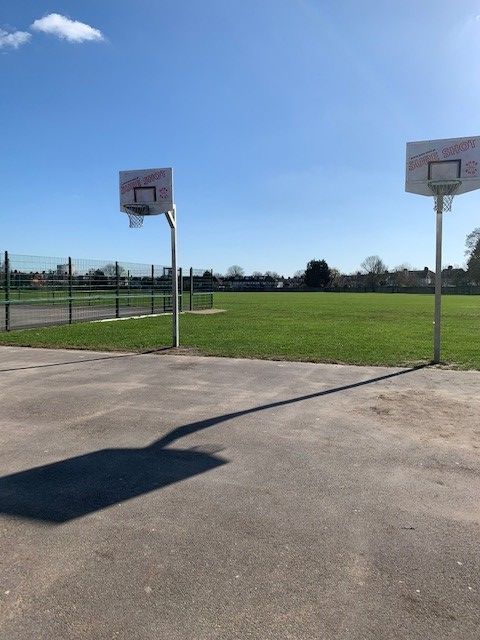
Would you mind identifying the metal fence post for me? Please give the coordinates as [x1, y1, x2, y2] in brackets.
[151, 264, 155, 314]
[68, 257, 73, 324]
[115, 261, 120, 318]
[179, 267, 183, 312]
[127, 269, 130, 307]
[190, 267, 194, 311]
[4, 251, 10, 331]
[210, 269, 214, 309]
[163, 267, 167, 313]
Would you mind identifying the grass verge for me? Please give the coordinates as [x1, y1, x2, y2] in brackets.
[0, 292, 478, 369]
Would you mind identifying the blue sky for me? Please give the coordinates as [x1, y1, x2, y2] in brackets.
[1, 1, 480, 275]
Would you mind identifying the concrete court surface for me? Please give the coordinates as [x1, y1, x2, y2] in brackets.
[0, 346, 479, 640]
[5, 304, 156, 330]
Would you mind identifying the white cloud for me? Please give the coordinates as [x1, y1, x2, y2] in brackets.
[0, 28, 31, 49]
[31, 13, 104, 43]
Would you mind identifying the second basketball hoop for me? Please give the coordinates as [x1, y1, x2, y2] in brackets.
[118, 167, 179, 348]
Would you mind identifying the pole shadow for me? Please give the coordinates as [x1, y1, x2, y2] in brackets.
[0, 364, 427, 524]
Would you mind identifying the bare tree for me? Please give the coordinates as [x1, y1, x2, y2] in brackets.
[392, 264, 415, 287]
[361, 255, 386, 274]
[102, 263, 126, 277]
[360, 255, 387, 291]
[264, 270, 280, 280]
[329, 267, 342, 288]
[226, 265, 245, 278]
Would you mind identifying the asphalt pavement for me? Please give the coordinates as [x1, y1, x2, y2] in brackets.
[0, 346, 479, 639]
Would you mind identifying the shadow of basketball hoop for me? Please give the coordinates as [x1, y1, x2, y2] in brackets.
[0, 364, 426, 524]
[0, 443, 227, 523]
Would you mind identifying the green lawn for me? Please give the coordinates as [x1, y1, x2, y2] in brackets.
[0, 292, 479, 369]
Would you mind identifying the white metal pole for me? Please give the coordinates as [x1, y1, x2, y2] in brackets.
[433, 195, 443, 363]
[170, 206, 179, 347]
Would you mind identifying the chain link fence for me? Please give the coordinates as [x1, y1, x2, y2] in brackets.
[0, 251, 213, 331]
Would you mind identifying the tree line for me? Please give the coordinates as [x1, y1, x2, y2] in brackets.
[218, 228, 480, 288]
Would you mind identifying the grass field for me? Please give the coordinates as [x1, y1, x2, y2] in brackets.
[0, 292, 479, 369]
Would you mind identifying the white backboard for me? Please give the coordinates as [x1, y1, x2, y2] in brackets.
[405, 136, 480, 196]
[120, 168, 174, 214]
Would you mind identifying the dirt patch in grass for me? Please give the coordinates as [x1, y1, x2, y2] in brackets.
[185, 309, 226, 315]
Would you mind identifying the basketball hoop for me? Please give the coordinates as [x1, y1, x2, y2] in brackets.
[118, 167, 179, 348]
[406, 136, 480, 364]
[124, 204, 149, 228]
[428, 180, 461, 212]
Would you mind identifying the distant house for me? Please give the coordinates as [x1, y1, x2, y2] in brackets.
[388, 267, 433, 287]
[285, 275, 305, 288]
[341, 273, 369, 289]
[441, 266, 468, 287]
[409, 267, 434, 287]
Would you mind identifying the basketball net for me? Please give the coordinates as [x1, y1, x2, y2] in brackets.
[428, 180, 461, 212]
[124, 204, 149, 228]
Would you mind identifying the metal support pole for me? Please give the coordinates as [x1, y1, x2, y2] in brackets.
[179, 267, 183, 312]
[210, 269, 214, 308]
[433, 195, 443, 363]
[165, 206, 179, 347]
[115, 261, 120, 318]
[172, 215, 179, 347]
[5, 251, 10, 331]
[190, 267, 194, 311]
[151, 264, 155, 315]
[68, 257, 73, 324]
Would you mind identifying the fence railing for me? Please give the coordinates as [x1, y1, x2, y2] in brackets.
[0, 251, 213, 331]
